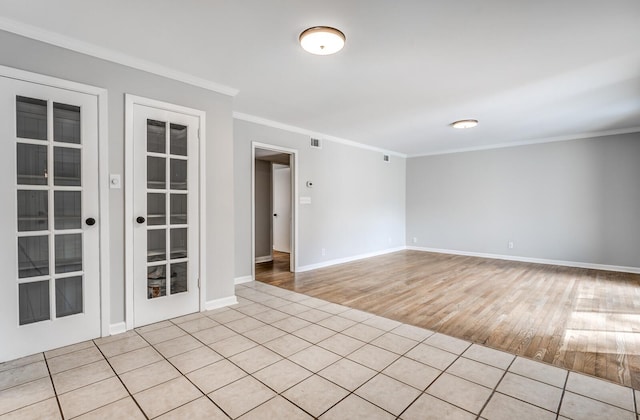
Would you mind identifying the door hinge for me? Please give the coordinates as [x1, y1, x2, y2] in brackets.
[197, 128, 201, 140]
[198, 277, 201, 289]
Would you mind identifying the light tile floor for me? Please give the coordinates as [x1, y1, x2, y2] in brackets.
[0, 281, 638, 419]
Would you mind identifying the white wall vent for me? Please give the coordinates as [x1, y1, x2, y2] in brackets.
[383, 154, 390, 163]
[310, 138, 322, 149]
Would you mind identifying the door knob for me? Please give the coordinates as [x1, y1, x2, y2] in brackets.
[136, 216, 146, 224]
[85, 217, 96, 226]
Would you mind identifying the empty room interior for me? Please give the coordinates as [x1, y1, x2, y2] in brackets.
[0, 1, 639, 419]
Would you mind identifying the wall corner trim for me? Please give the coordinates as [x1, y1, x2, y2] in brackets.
[0, 16, 239, 97]
[234, 276, 254, 285]
[108, 322, 127, 336]
[205, 296, 238, 311]
[296, 246, 407, 273]
[406, 246, 640, 274]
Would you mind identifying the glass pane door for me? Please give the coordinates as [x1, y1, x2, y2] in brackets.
[146, 119, 189, 300]
[16, 96, 84, 325]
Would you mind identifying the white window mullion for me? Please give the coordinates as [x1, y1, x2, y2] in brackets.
[47, 99, 56, 321]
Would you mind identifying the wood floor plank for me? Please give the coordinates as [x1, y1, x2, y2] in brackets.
[256, 250, 640, 388]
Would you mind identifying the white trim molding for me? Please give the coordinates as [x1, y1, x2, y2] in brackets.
[0, 16, 238, 97]
[297, 247, 407, 273]
[109, 322, 127, 336]
[236, 112, 406, 158]
[409, 126, 640, 158]
[255, 256, 273, 264]
[205, 296, 238, 311]
[234, 276, 254, 285]
[407, 246, 640, 274]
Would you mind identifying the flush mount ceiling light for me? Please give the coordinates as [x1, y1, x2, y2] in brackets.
[299, 26, 346, 55]
[451, 119, 479, 129]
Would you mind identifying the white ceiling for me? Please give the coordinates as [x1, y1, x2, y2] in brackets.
[1, 0, 639, 156]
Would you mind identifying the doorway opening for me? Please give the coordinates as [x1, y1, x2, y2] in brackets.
[251, 143, 297, 281]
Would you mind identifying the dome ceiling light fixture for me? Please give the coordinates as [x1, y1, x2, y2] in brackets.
[451, 119, 479, 129]
[299, 26, 346, 55]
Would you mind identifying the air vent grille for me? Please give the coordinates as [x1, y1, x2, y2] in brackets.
[310, 138, 322, 149]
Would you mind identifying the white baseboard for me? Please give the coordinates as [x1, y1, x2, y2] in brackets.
[407, 246, 640, 274]
[297, 246, 407, 273]
[255, 255, 273, 263]
[109, 322, 127, 336]
[205, 295, 238, 311]
[235, 275, 254, 285]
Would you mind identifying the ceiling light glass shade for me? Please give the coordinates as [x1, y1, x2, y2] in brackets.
[299, 26, 346, 55]
[451, 119, 479, 129]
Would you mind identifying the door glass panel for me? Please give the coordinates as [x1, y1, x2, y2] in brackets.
[16, 96, 47, 140]
[170, 228, 187, 259]
[54, 147, 81, 186]
[147, 193, 166, 226]
[17, 190, 48, 231]
[54, 103, 81, 144]
[55, 234, 82, 273]
[170, 194, 187, 224]
[170, 262, 187, 294]
[148, 230, 166, 262]
[170, 159, 187, 190]
[170, 124, 187, 156]
[148, 265, 166, 299]
[147, 119, 166, 153]
[18, 236, 49, 278]
[56, 276, 83, 317]
[19, 281, 50, 325]
[54, 191, 81, 230]
[17, 143, 48, 185]
[147, 157, 166, 189]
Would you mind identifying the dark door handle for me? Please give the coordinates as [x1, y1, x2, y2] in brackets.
[136, 216, 146, 224]
[273, 213, 278, 217]
[85, 218, 96, 226]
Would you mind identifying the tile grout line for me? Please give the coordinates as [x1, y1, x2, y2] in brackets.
[554, 370, 570, 420]
[134, 323, 234, 419]
[92, 338, 151, 420]
[237, 289, 449, 418]
[42, 353, 65, 419]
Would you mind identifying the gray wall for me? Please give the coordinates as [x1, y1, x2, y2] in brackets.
[0, 30, 236, 325]
[406, 133, 640, 268]
[254, 160, 272, 259]
[234, 119, 406, 278]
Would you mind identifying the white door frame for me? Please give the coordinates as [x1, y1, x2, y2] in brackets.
[124, 94, 206, 330]
[252, 142, 298, 279]
[0, 64, 111, 338]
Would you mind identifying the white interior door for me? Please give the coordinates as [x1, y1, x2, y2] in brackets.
[0, 76, 101, 362]
[272, 165, 291, 253]
[132, 104, 200, 327]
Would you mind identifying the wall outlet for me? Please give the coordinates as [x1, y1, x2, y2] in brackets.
[321, 248, 326, 256]
[412, 237, 418, 244]
[508, 241, 514, 249]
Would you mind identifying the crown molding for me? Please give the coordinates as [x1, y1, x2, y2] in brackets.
[233, 112, 407, 158]
[409, 126, 640, 158]
[0, 17, 239, 97]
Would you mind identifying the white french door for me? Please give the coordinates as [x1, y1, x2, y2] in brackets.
[131, 102, 200, 327]
[0, 76, 101, 362]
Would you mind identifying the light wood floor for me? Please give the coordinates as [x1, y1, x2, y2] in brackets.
[256, 250, 640, 389]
